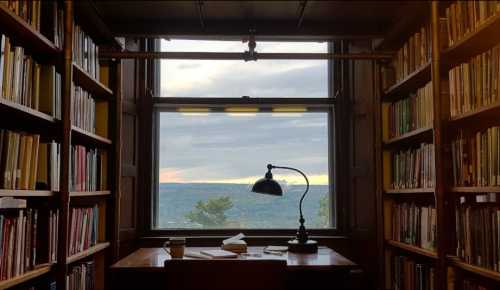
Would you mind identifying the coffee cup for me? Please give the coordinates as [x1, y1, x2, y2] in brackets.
[163, 237, 186, 259]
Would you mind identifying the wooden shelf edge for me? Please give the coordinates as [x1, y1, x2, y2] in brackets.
[382, 62, 431, 102]
[70, 190, 111, 197]
[448, 256, 500, 282]
[72, 126, 112, 145]
[0, 4, 60, 55]
[449, 101, 500, 123]
[450, 186, 500, 193]
[385, 188, 435, 194]
[386, 240, 438, 259]
[66, 242, 110, 264]
[0, 189, 55, 197]
[383, 127, 433, 146]
[0, 264, 52, 290]
[73, 63, 114, 98]
[0, 98, 57, 123]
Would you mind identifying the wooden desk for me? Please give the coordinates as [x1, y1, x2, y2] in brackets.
[111, 247, 357, 290]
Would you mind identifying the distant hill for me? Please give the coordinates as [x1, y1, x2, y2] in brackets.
[156, 182, 333, 229]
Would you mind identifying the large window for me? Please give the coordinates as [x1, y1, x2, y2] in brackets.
[153, 39, 335, 231]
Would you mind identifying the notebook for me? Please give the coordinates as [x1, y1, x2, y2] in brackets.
[199, 249, 238, 258]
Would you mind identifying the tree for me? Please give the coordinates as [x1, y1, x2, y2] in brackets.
[185, 196, 234, 228]
[317, 195, 330, 228]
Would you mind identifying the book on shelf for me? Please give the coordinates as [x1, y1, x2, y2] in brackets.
[388, 81, 433, 138]
[392, 255, 435, 290]
[451, 127, 500, 187]
[449, 43, 500, 117]
[2, 0, 42, 32]
[391, 143, 435, 190]
[0, 207, 58, 281]
[39, 64, 62, 119]
[445, 1, 500, 47]
[73, 24, 100, 80]
[455, 193, 500, 272]
[461, 279, 491, 290]
[69, 145, 107, 192]
[66, 261, 95, 290]
[391, 202, 437, 252]
[67, 206, 99, 257]
[72, 84, 96, 134]
[0, 197, 26, 209]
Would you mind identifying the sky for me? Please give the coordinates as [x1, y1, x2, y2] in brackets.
[158, 39, 330, 185]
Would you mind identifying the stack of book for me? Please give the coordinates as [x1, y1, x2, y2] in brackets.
[72, 85, 95, 134]
[2, 1, 42, 32]
[68, 206, 99, 256]
[73, 25, 100, 80]
[392, 256, 434, 290]
[461, 279, 490, 290]
[391, 143, 435, 190]
[0, 207, 58, 281]
[392, 23, 431, 83]
[445, 2, 500, 47]
[66, 261, 95, 290]
[0, 34, 62, 118]
[70, 146, 107, 192]
[388, 82, 433, 138]
[391, 202, 437, 252]
[451, 127, 500, 187]
[455, 194, 500, 272]
[448, 44, 500, 117]
[0, 130, 61, 191]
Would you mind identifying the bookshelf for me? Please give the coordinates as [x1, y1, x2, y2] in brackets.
[0, 1, 122, 290]
[378, 2, 500, 290]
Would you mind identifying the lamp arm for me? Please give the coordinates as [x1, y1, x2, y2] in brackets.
[270, 165, 309, 219]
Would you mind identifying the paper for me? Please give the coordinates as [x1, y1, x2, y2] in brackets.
[222, 233, 245, 245]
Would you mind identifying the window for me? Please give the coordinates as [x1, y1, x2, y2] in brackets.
[153, 39, 335, 231]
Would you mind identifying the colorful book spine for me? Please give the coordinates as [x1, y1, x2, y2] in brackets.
[391, 143, 435, 190]
[391, 202, 437, 252]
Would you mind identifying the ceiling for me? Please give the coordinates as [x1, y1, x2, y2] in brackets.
[94, 1, 425, 41]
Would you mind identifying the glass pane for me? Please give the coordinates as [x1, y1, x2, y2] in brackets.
[156, 112, 333, 229]
[159, 39, 328, 98]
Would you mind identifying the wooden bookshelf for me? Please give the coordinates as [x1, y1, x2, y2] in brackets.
[70, 190, 111, 197]
[450, 187, 500, 193]
[383, 126, 433, 147]
[449, 100, 500, 125]
[442, 12, 500, 71]
[384, 188, 434, 194]
[448, 256, 500, 283]
[66, 242, 110, 265]
[0, 3, 60, 55]
[73, 63, 114, 100]
[0, 98, 57, 123]
[72, 125, 112, 146]
[0, 189, 55, 197]
[386, 240, 438, 259]
[0, 264, 53, 290]
[382, 62, 431, 102]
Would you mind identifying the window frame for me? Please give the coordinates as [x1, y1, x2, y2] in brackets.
[147, 40, 342, 237]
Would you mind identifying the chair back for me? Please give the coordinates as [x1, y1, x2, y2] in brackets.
[164, 258, 287, 290]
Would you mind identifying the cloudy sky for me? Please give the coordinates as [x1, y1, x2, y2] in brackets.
[158, 39, 330, 185]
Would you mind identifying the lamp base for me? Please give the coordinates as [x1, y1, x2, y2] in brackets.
[287, 239, 318, 253]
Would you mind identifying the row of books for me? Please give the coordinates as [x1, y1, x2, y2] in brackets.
[391, 23, 432, 84]
[455, 194, 500, 272]
[68, 206, 99, 257]
[0, 208, 58, 281]
[69, 146, 107, 192]
[461, 279, 490, 290]
[388, 82, 433, 138]
[66, 261, 95, 290]
[0, 130, 61, 191]
[73, 24, 100, 81]
[392, 256, 435, 290]
[391, 143, 435, 190]
[449, 44, 500, 117]
[0, 35, 62, 118]
[445, 1, 500, 47]
[391, 202, 437, 252]
[72, 85, 96, 134]
[2, 0, 42, 32]
[451, 127, 500, 187]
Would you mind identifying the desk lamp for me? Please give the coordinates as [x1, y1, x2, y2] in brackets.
[252, 164, 318, 253]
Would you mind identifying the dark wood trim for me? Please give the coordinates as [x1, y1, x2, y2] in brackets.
[112, 60, 123, 261]
[382, 126, 433, 147]
[71, 125, 112, 146]
[386, 240, 438, 259]
[0, 98, 57, 123]
[384, 188, 435, 194]
[382, 61, 432, 102]
[66, 242, 111, 265]
[447, 256, 500, 282]
[73, 63, 114, 100]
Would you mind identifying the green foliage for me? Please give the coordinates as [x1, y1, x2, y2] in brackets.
[185, 196, 234, 228]
[317, 195, 330, 228]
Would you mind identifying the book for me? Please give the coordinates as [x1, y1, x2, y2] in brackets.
[70, 145, 107, 192]
[67, 206, 99, 256]
[391, 143, 435, 190]
[391, 202, 437, 252]
[72, 84, 96, 134]
[199, 249, 238, 258]
[73, 24, 100, 80]
[0, 197, 26, 209]
[66, 261, 95, 290]
[392, 255, 434, 290]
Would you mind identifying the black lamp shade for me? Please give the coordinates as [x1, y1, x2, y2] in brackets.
[251, 177, 283, 196]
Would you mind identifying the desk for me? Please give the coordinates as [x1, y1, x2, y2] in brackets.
[111, 247, 357, 290]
